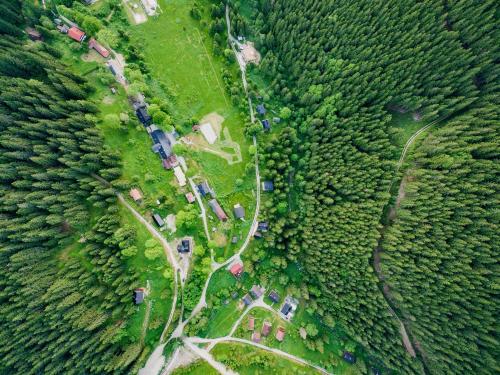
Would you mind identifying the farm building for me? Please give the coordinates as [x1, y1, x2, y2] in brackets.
[229, 262, 244, 277]
[88, 38, 109, 58]
[129, 188, 143, 204]
[208, 199, 228, 221]
[199, 123, 217, 144]
[262, 181, 274, 191]
[233, 203, 245, 219]
[173, 166, 186, 186]
[185, 192, 195, 204]
[67, 27, 86, 42]
[152, 213, 164, 227]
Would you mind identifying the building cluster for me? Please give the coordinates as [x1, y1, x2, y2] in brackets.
[256, 104, 280, 132]
[53, 17, 109, 58]
[248, 317, 286, 343]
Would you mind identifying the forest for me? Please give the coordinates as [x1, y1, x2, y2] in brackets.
[246, 0, 498, 374]
[0, 0, 498, 374]
[0, 2, 146, 374]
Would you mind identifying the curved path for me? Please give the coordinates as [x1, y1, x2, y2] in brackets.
[186, 336, 329, 374]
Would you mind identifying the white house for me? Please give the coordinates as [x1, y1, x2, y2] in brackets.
[173, 166, 186, 187]
[199, 123, 217, 144]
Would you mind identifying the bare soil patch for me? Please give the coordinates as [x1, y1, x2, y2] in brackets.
[81, 50, 105, 63]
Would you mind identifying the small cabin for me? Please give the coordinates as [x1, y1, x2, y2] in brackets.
[153, 213, 164, 227]
[68, 27, 86, 42]
[129, 188, 143, 204]
[233, 203, 245, 220]
[342, 352, 356, 364]
[268, 290, 280, 303]
[262, 181, 274, 192]
[230, 262, 244, 277]
[133, 288, 145, 304]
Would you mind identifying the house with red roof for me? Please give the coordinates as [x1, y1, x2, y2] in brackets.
[275, 326, 285, 342]
[208, 199, 228, 221]
[229, 262, 243, 277]
[68, 27, 86, 42]
[262, 320, 272, 337]
[88, 38, 109, 58]
[248, 316, 255, 331]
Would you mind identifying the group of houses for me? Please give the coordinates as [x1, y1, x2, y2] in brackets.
[256, 104, 280, 132]
[53, 17, 110, 58]
[248, 317, 286, 343]
[134, 99, 187, 188]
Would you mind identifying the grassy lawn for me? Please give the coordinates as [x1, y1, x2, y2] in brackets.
[172, 360, 219, 375]
[212, 343, 321, 375]
[119, 205, 174, 347]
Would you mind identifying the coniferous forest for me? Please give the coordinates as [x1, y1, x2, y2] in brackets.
[251, 0, 498, 374]
[0, 2, 143, 374]
[0, 0, 498, 374]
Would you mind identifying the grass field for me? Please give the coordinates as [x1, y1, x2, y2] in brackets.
[171, 360, 219, 375]
[212, 343, 322, 375]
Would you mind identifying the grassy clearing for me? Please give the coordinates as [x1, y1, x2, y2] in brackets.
[234, 308, 361, 374]
[119, 205, 174, 346]
[388, 111, 427, 148]
[212, 342, 321, 375]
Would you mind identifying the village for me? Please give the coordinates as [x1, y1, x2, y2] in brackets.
[26, 1, 365, 374]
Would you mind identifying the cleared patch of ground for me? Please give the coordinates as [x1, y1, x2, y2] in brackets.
[183, 112, 242, 165]
[123, 0, 148, 25]
[81, 49, 105, 63]
[102, 95, 115, 104]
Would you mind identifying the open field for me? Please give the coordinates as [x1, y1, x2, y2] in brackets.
[212, 343, 322, 375]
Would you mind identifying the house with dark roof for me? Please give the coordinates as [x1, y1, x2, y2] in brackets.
[152, 213, 164, 227]
[280, 296, 299, 320]
[262, 181, 274, 192]
[197, 180, 211, 197]
[281, 303, 292, 316]
[342, 352, 356, 364]
[229, 263, 244, 277]
[257, 221, 269, 231]
[136, 106, 152, 126]
[261, 119, 271, 131]
[150, 127, 173, 160]
[250, 285, 263, 299]
[242, 294, 253, 306]
[256, 104, 266, 116]
[268, 290, 280, 303]
[209, 199, 228, 221]
[177, 239, 191, 253]
[233, 203, 245, 220]
[262, 321, 272, 337]
[133, 288, 145, 304]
